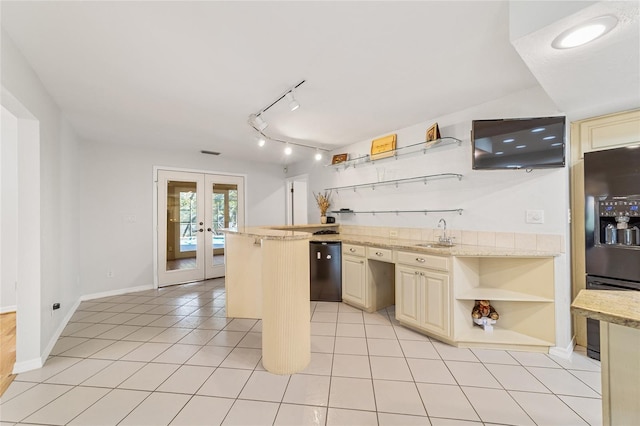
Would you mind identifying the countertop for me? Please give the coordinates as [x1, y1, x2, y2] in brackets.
[571, 290, 640, 330]
[223, 226, 559, 257]
[310, 234, 559, 257]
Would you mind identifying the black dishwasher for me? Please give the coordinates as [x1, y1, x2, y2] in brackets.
[310, 241, 342, 301]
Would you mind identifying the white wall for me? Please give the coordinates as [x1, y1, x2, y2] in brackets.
[292, 86, 567, 233]
[79, 140, 286, 296]
[2, 30, 82, 370]
[1, 106, 18, 313]
[289, 85, 574, 353]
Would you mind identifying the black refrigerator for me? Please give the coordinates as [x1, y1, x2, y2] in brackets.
[310, 241, 342, 302]
[584, 146, 640, 360]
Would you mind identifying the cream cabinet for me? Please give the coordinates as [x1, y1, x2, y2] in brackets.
[342, 252, 367, 308]
[342, 244, 367, 309]
[342, 243, 395, 313]
[395, 252, 451, 339]
[574, 109, 640, 159]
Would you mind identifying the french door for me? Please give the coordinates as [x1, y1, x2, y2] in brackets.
[157, 170, 244, 286]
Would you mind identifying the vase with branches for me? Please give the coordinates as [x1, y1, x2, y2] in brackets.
[313, 190, 332, 223]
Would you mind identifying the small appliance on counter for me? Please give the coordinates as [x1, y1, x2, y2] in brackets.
[309, 241, 342, 302]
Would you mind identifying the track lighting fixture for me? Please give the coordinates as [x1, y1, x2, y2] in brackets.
[247, 80, 330, 161]
[285, 91, 300, 111]
[252, 114, 268, 131]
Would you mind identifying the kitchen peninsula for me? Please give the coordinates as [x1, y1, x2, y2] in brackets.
[224, 224, 562, 374]
[572, 290, 640, 426]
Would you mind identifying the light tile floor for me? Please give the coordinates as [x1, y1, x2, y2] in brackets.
[1, 279, 602, 426]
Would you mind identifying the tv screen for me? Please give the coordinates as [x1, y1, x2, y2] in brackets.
[472, 116, 566, 170]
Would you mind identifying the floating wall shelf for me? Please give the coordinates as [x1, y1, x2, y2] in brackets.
[327, 137, 462, 170]
[330, 209, 463, 215]
[325, 173, 463, 192]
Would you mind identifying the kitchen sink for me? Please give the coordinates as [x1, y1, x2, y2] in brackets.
[415, 242, 455, 248]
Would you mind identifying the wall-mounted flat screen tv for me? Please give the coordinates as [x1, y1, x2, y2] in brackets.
[472, 116, 566, 170]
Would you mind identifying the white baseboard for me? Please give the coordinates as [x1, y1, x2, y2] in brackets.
[13, 357, 43, 374]
[38, 298, 82, 371]
[0, 305, 17, 314]
[12, 284, 155, 375]
[549, 337, 576, 359]
[80, 284, 155, 301]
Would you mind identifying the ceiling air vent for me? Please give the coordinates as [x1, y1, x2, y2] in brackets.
[200, 150, 221, 156]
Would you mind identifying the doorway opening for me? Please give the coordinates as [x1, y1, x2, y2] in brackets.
[285, 174, 308, 225]
[157, 169, 244, 287]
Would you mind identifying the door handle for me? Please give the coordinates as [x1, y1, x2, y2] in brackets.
[198, 229, 204, 232]
[207, 228, 212, 232]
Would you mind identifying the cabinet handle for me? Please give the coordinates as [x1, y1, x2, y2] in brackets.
[359, 260, 364, 264]
[350, 248, 356, 253]
[376, 251, 384, 256]
[416, 258, 426, 263]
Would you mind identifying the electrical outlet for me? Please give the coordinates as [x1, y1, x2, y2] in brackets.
[526, 209, 544, 224]
[124, 215, 137, 223]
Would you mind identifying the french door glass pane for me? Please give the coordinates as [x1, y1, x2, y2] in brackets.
[166, 180, 198, 271]
[211, 183, 238, 266]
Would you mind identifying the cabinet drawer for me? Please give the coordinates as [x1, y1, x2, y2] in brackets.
[395, 251, 449, 271]
[343, 244, 365, 257]
[366, 246, 393, 263]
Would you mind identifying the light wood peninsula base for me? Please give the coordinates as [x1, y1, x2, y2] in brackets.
[223, 227, 311, 375]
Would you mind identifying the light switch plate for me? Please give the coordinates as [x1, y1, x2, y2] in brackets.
[526, 209, 544, 224]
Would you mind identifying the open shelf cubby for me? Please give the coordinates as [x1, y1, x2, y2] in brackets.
[452, 256, 556, 350]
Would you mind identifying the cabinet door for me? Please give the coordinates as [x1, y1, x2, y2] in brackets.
[342, 255, 366, 307]
[395, 265, 420, 327]
[419, 270, 450, 337]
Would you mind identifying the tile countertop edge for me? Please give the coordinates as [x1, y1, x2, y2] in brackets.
[311, 234, 560, 257]
[222, 226, 561, 256]
[221, 227, 312, 241]
[571, 290, 640, 330]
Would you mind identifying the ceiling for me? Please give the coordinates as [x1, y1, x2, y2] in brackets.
[1, 1, 638, 165]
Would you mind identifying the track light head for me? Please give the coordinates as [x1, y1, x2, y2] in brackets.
[285, 91, 300, 112]
[253, 114, 268, 131]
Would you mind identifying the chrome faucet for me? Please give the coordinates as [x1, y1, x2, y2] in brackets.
[438, 218, 453, 245]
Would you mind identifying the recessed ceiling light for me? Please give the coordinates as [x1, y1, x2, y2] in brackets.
[257, 137, 266, 147]
[531, 128, 545, 133]
[503, 138, 515, 143]
[314, 151, 322, 161]
[284, 145, 292, 156]
[543, 136, 556, 140]
[552, 15, 618, 49]
[516, 145, 527, 149]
